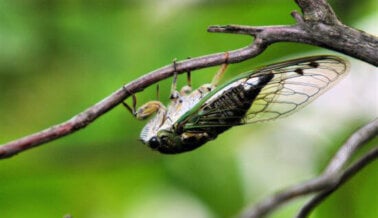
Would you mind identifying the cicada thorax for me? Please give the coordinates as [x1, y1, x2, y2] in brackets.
[152, 64, 230, 153]
[154, 83, 219, 153]
[201, 73, 273, 128]
[180, 73, 274, 142]
[135, 64, 225, 153]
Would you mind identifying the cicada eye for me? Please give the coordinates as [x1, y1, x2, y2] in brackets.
[148, 136, 160, 149]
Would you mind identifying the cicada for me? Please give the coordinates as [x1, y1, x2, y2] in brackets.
[125, 55, 349, 154]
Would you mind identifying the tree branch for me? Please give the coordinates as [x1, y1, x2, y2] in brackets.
[297, 147, 378, 218]
[240, 119, 378, 218]
[208, 10, 378, 66]
[1, 1, 377, 160]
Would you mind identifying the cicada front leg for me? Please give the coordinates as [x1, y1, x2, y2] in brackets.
[135, 100, 166, 120]
[122, 94, 137, 116]
[123, 91, 166, 120]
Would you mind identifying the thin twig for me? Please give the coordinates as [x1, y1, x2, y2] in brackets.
[1, 0, 377, 159]
[297, 146, 378, 218]
[324, 118, 378, 175]
[241, 118, 378, 218]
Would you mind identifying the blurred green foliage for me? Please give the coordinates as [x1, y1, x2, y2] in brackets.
[0, 0, 377, 218]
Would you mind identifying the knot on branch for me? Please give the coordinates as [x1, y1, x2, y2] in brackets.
[295, 0, 341, 25]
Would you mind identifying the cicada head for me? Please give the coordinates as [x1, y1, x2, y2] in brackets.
[143, 129, 181, 154]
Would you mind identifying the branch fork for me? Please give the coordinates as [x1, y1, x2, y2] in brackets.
[241, 119, 378, 218]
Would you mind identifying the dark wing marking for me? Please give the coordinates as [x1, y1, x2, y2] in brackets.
[178, 55, 349, 131]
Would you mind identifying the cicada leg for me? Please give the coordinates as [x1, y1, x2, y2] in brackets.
[156, 84, 161, 101]
[180, 57, 193, 96]
[135, 100, 166, 120]
[196, 52, 229, 95]
[180, 71, 192, 95]
[122, 94, 137, 116]
[211, 52, 229, 86]
[181, 131, 211, 146]
[170, 59, 181, 101]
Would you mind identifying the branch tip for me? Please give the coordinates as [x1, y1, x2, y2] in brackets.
[291, 10, 304, 24]
[208, 25, 262, 36]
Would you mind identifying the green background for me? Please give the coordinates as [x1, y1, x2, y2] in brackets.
[0, 0, 377, 217]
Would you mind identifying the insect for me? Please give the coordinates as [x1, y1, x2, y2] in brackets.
[125, 55, 349, 154]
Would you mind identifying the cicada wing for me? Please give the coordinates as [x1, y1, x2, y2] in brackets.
[181, 55, 349, 130]
[245, 55, 349, 123]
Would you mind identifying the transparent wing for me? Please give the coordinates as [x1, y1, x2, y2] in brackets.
[181, 55, 349, 130]
[245, 55, 349, 123]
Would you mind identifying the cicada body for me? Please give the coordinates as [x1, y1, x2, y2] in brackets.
[131, 55, 349, 154]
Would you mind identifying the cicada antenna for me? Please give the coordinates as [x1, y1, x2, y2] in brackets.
[122, 94, 137, 117]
